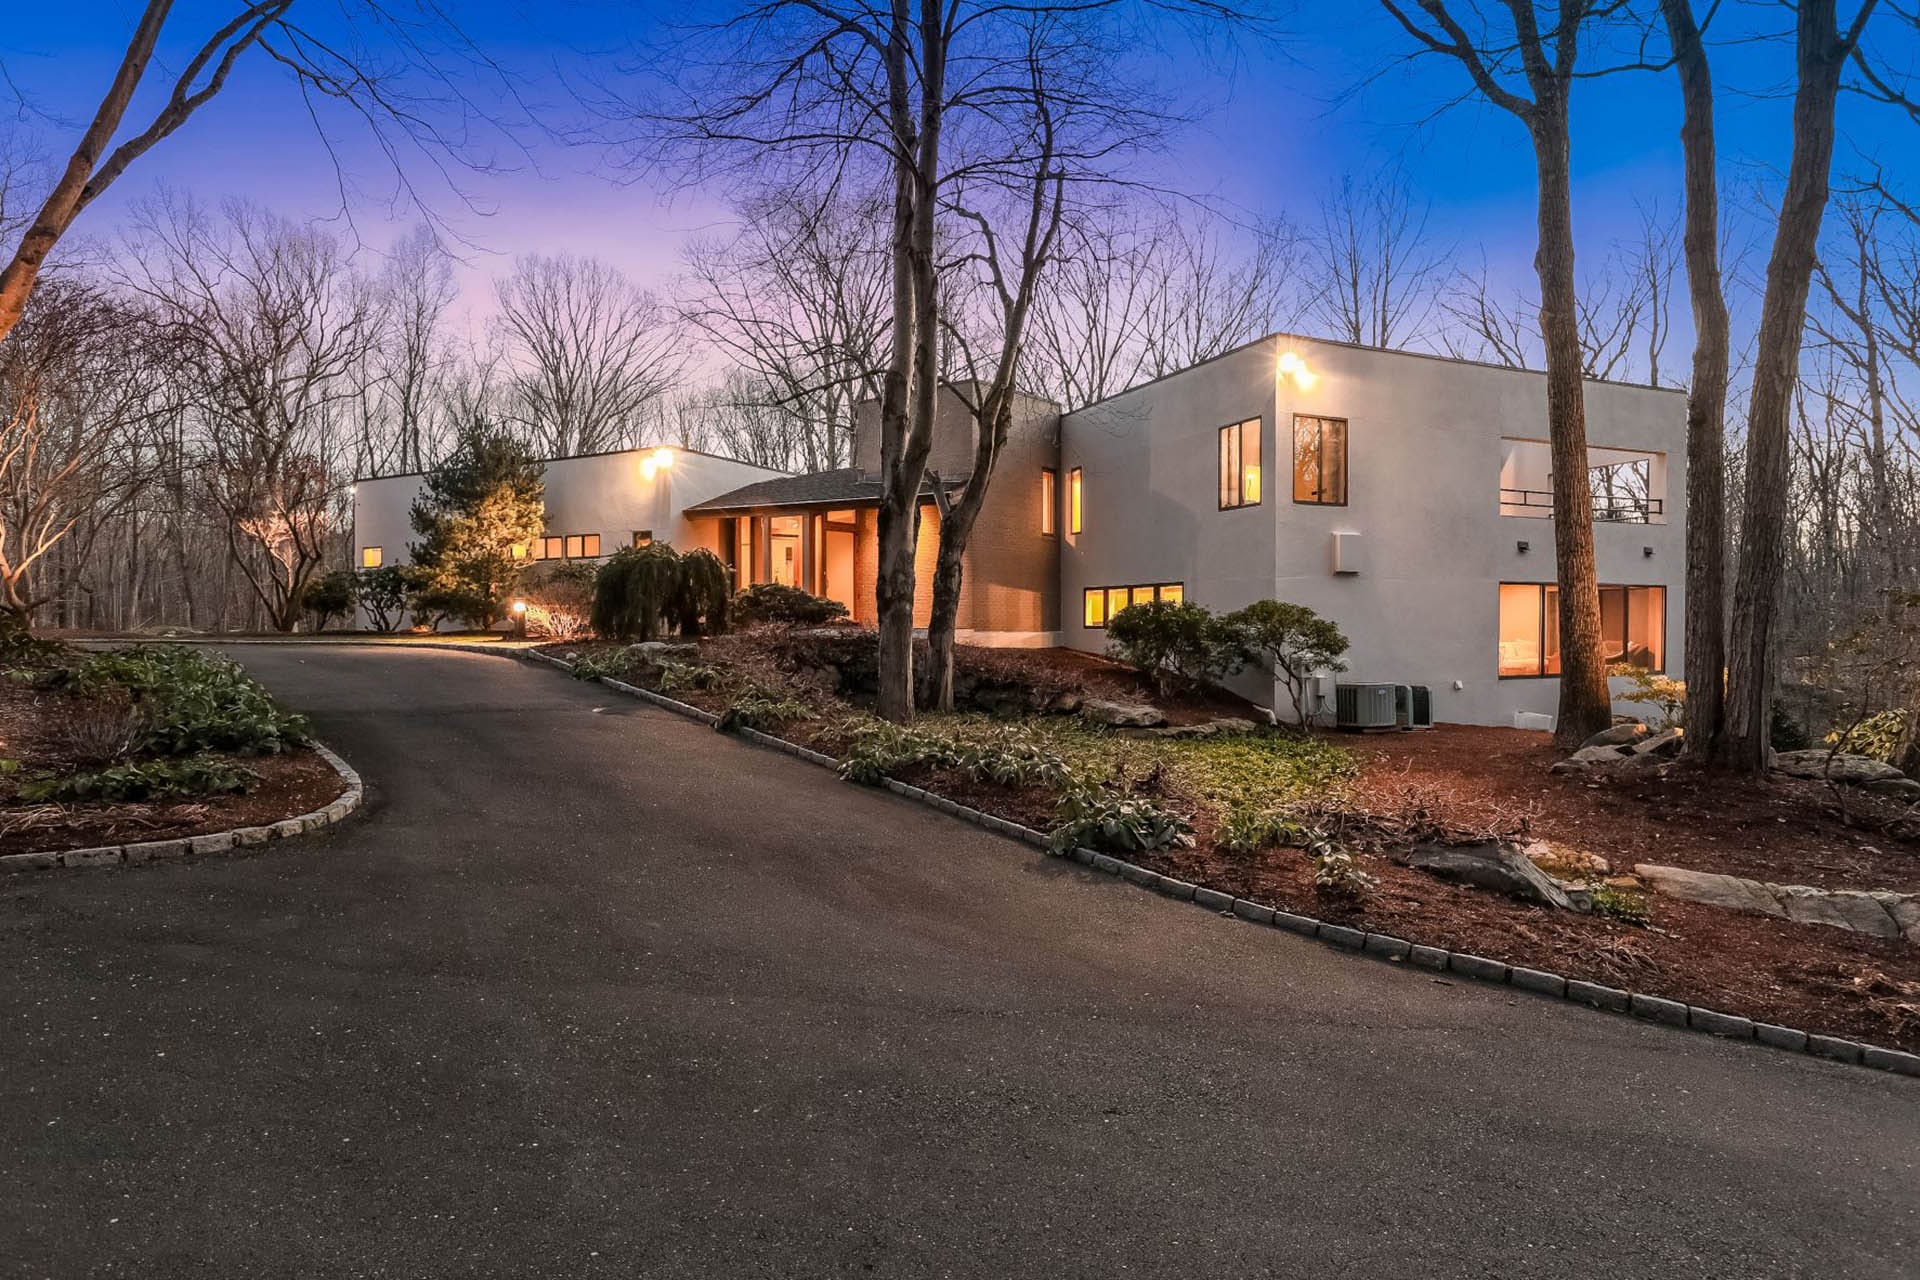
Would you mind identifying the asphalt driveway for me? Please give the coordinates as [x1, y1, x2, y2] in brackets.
[1, 646, 1914, 1279]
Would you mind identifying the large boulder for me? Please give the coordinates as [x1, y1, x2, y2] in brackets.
[1408, 839, 1573, 909]
[1145, 718, 1258, 740]
[627, 640, 700, 663]
[1580, 722, 1650, 750]
[1772, 750, 1906, 786]
[1629, 727, 1684, 758]
[1081, 699, 1166, 728]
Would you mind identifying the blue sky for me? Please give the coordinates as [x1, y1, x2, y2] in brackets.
[5, 2, 1916, 334]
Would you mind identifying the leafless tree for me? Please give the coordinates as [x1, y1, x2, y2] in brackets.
[375, 225, 459, 475]
[0, 2, 517, 348]
[494, 253, 682, 458]
[1380, 0, 1639, 745]
[1658, 0, 1734, 759]
[1720, 0, 1879, 771]
[1301, 168, 1450, 350]
[121, 198, 375, 631]
[680, 187, 891, 471]
[0, 278, 157, 624]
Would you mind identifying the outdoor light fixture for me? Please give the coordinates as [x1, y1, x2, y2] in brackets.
[1277, 349, 1319, 392]
[1517, 540, 1530, 554]
[511, 600, 527, 614]
[640, 446, 676, 481]
[1644, 545, 1655, 557]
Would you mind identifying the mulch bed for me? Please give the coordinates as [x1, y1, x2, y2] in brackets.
[544, 631, 1920, 1052]
[1346, 725, 1920, 893]
[0, 676, 343, 857]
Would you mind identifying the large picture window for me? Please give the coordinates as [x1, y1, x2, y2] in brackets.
[1082, 582, 1184, 628]
[1293, 415, 1348, 506]
[1499, 583, 1665, 677]
[1218, 418, 1262, 509]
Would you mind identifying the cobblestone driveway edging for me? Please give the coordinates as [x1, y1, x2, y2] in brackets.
[0, 742, 363, 875]
[526, 647, 1919, 1080]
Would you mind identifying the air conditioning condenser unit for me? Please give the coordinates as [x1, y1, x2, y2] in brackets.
[1335, 682, 1400, 730]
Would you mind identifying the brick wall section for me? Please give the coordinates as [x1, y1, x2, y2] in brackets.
[850, 383, 1062, 634]
[853, 505, 943, 627]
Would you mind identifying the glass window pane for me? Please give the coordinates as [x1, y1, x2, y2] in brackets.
[1107, 587, 1129, 618]
[361, 546, 382, 568]
[1083, 588, 1104, 627]
[564, 535, 582, 559]
[1240, 419, 1261, 505]
[1293, 417, 1320, 502]
[1598, 586, 1627, 662]
[1498, 584, 1543, 676]
[1626, 586, 1665, 670]
[1321, 419, 1347, 503]
[1219, 425, 1238, 507]
[1131, 586, 1155, 607]
[1069, 469, 1083, 534]
[1042, 470, 1056, 535]
[1544, 585, 1561, 675]
[583, 534, 601, 558]
[1158, 583, 1183, 605]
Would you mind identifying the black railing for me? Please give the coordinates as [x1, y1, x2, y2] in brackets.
[1500, 487, 1665, 524]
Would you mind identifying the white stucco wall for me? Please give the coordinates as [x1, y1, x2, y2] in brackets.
[350, 445, 786, 627]
[1058, 334, 1689, 728]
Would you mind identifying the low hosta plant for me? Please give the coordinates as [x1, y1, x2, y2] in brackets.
[715, 686, 813, 734]
[1048, 784, 1194, 856]
[1217, 806, 1304, 856]
[21, 756, 258, 804]
[1308, 841, 1376, 901]
[56, 646, 307, 756]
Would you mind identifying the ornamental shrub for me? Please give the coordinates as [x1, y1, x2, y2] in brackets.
[732, 582, 848, 627]
[1104, 600, 1245, 696]
[20, 755, 258, 804]
[303, 570, 358, 632]
[356, 565, 410, 633]
[1228, 600, 1350, 726]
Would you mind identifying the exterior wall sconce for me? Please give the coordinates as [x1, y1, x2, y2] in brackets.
[1277, 349, 1319, 392]
[640, 446, 675, 481]
[1644, 545, 1655, 557]
[1517, 540, 1530, 554]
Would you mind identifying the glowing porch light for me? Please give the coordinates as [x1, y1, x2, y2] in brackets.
[639, 446, 676, 481]
[511, 600, 528, 615]
[1277, 349, 1319, 392]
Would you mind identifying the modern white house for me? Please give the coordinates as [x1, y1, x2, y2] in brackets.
[351, 333, 1687, 728]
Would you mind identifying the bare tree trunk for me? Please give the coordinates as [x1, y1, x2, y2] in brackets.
[1662, 0, 1731, 759]
[1530, 104, 1612, 746]
[1721, 0, 1864, 771]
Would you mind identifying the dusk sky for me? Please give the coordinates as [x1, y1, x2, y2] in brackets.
[7, 3, 1917, 343]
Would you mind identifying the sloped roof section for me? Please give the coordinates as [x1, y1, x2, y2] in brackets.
[685, 468, 962, 514]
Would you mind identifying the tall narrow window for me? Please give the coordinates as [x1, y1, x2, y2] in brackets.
[1293, 415, 1348, 505]
[1041, 468, 1058, 535]
[1068, 467, 1083, 534]
[1218, 418, 1262, 509]
[361, 546, 383, 568]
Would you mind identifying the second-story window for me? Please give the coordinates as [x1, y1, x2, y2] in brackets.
[1218, 418, 1262, 509]
[1293, 415, 1348, 506]
[1041, 468, 1057, 536]
[1068, 467, 1083, 535]
[360, 546, 383, 568]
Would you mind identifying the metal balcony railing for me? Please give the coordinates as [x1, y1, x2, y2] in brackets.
[1500, 487, 1665, 524]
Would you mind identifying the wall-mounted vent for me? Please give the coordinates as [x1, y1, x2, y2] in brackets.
[1330, 530, 1365, 575]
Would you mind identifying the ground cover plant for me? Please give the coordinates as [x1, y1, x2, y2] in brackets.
[0, 640, 336, 854]
[541, 622, 1920, 1053]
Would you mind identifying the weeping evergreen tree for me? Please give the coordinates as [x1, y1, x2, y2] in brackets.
[592, 543, 684, 641]
[673, 549, 732, 637]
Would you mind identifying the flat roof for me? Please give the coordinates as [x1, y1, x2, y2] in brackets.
[351, 441, 790, 488]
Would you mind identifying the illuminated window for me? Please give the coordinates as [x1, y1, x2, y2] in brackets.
[540, 536, 563, 560]
[1041, 468, 1058, 536]
[1082, 583, 1185, 629]
[1293, 415, 1348, 505]
[1498, 583, 1665, 677]
[360, 546, 382, 568]
[632, 530, 652, 547]
[549, 534, 602, 560]
[1068, 467, 1083, 535]
[1218, 418, 1262, 509]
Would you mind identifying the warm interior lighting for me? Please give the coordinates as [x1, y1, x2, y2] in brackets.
[1277, 349, 1319, 392]
[640, 446, 676, 480]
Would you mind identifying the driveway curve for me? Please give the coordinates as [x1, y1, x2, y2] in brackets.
[1, 646, 1914, 1279]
